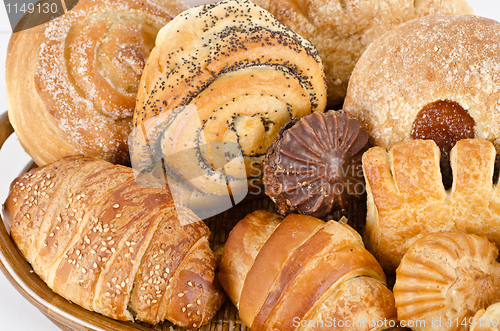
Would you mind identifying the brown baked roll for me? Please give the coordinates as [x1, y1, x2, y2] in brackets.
[4, 155, 224, 328]
[6, 0, 187, 166]
[394, 232, 500, 331]
[219, 210, 397, 331]
[344, 15, 500, 154]
[130, 0, 327, 212]
[362, 139, 500, 272]
[252, 0, 472, 107]
[263, 111, 370, 218]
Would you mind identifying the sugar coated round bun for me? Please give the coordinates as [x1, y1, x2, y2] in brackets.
[344, 15, 500, 152]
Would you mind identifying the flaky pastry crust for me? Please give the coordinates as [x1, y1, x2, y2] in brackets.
[363, 139, 500, 272]
[4, 155, 224, 328]
[219, 210, 397, 331]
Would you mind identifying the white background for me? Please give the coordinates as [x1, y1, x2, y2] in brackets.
[0, 0, 499, 330]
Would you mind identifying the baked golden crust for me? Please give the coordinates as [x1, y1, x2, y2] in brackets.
[394, 232, 500, 331]
[362, 139, 500, 272]
[252, 0, 472, 107]
[130, 0, 327, 209]
[5, 155, 224, 327]
[219, 211, 397, 331]
[472, 303, 500, 331]
[6, 0, 186, 166]
[344, 15, 500, 151]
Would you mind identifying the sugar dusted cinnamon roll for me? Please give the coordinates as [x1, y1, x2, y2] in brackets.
[6, 0, 187, 166]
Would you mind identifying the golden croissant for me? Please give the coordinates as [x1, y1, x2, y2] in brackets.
[219, 210, 397, 331]
[4, 155, 224, 328]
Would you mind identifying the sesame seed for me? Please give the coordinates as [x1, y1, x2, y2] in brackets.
[178, 293, 185, 297]
[182, 307, 186, 312]
[113, 204, 119, 208]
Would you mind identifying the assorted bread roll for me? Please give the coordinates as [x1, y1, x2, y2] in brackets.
[344, 15, 500, 154]
[6, 0, 187, 166]
[252, 0, 473, 107]
[4, 155, 225, 328]
[7, 0, 500, 329]
[130, 0, 327, 209]
[219, 210, 397, 331]
[394, 232, 500, 331]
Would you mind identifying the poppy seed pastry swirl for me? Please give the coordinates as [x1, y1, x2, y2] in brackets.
[131, 0, 327, 205]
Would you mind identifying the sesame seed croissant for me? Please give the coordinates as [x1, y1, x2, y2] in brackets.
[3, 155, 225, 328]
[130, 0, 327, 212]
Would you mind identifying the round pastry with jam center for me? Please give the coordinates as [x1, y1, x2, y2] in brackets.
[263, 111, 370, 218]
[344, 15, 500, 153]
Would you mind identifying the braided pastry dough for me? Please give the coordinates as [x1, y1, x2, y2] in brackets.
[252, 0, 472, 107]
[6, 0, 186, 166]
[4, 155, 224, 328]
[362, 139, 500, 272]
[219, 210, 397, 331]
[130, 0, 327, 210]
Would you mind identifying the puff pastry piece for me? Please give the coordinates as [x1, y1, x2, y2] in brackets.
[472, 303, 500, 331]
[219, 210, 397, 331]
[6, 0, 187, 166]
[130, 0, 327, 210]
[362, 139, 500, 272]
[394, 232, 500, 331]
[4, 155, 224, 328]
[252, 0, 472, 107]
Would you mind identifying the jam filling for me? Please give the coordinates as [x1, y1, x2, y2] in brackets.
[411, 100, 475, 153]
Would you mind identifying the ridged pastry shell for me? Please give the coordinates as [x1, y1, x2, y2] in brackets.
[394, 232, 500, 331]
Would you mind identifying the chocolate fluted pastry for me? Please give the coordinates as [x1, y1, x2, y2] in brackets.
[263, 111, 370, 218]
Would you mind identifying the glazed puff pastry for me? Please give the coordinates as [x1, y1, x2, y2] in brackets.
[362, 139, 500, 272]
[394, 232, 500, 331]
